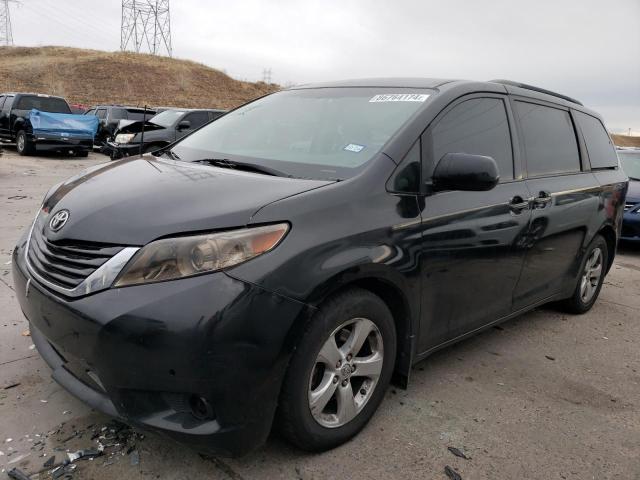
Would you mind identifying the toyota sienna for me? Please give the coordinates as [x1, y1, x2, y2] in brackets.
[12, 78, 628, 456]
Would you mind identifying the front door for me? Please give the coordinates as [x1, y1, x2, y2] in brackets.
[418, 95, 531, 352]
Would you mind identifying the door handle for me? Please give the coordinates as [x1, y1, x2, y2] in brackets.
[533, 191, 552, 208]
[509, 195, 530, 214]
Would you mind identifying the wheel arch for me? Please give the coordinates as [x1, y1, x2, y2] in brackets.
[285, 268, 418, 389]
[12, 118, 27, 135]
[597, 224, 617, 273]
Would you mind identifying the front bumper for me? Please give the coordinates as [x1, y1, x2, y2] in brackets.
[103, 141, 142, 159]
[12, 238, 310, 456]
[30, 133, 93, 153]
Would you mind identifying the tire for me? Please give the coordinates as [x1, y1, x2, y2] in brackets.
[560, 234, 608, 314]
[277, 288, 396, 452]
[16, 130, 33, 156]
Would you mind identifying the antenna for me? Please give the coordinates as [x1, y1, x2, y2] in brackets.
[121, 0, 172, 57]
[0, 0, 15, 46]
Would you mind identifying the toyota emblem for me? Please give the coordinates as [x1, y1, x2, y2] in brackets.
[49, 210, 70, 232]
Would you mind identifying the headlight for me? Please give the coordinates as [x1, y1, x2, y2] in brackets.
[115, 133, 135, 144]
[114, 223, 289, 287]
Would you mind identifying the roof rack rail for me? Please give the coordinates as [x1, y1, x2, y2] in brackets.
[490, 79, 583, 106]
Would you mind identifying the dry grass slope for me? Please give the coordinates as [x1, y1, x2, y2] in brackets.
[611, 134, 640, 148]
[0, 46, 278, 109]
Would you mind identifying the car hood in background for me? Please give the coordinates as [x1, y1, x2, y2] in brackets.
[41, 157, 333, 245]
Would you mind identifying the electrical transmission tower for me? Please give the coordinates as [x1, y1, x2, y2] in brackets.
[262, 68, 272, 84]
[0, 0, 15, 46]
[121, 0, 172, 57]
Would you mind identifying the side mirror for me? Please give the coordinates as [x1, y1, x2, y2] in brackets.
[432, 153, 499, 192]
[177, 120, 191, 131]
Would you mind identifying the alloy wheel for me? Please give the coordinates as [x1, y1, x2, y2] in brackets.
[579, 247, 603, 303]
[17, 134, 24, 152]
[308, 317, 384, 428]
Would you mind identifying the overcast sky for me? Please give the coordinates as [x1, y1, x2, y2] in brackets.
[10, 0, 640, 132]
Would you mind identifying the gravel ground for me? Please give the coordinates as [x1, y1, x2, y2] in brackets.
[1, 147, 639, 480]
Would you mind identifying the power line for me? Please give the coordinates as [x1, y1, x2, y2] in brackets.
[121, 0, 172, 57]
[0, 0, 16, 46]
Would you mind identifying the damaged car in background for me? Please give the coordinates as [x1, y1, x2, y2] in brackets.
[84, 105, 158, 148]
[12, 78, 627, 456]
[0, 92, 98, 157]
[104, 108, 226, 159]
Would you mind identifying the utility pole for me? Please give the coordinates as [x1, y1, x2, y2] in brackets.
[0, 0, 15, 46]
[121, 0, 172, 57]
[262, 68, 272, 84]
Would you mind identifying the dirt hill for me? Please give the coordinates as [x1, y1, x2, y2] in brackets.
[0, 46, 278, 110]
[611, 134, 640, 148]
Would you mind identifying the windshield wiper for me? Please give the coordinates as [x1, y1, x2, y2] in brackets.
[194, 158, 291, 177]
[156, 148, 181, 160]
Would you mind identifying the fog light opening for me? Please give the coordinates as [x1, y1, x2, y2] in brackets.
[189, 395, 214, 420]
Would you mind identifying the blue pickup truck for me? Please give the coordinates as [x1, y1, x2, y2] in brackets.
[0, 93, 98, 157]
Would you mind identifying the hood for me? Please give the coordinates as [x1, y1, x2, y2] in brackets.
[42, 157, 333, 245]
[116, 120, 165, 134]
[626, 177, 640, 202]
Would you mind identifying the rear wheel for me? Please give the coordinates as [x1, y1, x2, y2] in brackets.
[560, 234, 608, 314]
[16, 130, 34, 156]
[278, 288, 396, 451]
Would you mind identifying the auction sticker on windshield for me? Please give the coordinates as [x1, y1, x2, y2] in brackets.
[344, 143, 365, 153]
[369, 93, 430, 102]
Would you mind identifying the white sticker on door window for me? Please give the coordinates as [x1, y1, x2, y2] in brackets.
[369, 94, 430, 103]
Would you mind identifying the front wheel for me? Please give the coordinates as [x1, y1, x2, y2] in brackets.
[560, 234, 608, 314]
[277, 288, 396, 451]
[16, 130, 34, 156]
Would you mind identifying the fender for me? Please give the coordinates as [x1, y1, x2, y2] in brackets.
[307, 264, 418, 388]
[257, 262, 419, 389]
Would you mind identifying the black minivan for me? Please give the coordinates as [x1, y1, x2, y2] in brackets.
[12, 78, 627, 456]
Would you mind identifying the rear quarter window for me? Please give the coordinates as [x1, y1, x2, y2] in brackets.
[574, 111, 618, 169]
[515, 101, 580, 176]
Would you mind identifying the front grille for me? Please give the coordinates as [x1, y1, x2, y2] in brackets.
[27, 216, 124, 290]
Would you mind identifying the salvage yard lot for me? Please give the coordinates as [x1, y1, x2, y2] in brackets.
[1, 149, 639, 480]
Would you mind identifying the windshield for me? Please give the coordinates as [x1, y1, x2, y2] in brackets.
[150, 110, 186, 127]
[16, 95, 71, 114]
[618, 151, 640, 180]
[171, 87, 433, 180]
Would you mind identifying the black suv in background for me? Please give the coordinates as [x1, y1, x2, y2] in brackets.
[0, 92, 93, 156]
[12, 78, 628, 456]
[84, 105, 158, 147]
[105, 108, 225, 159]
